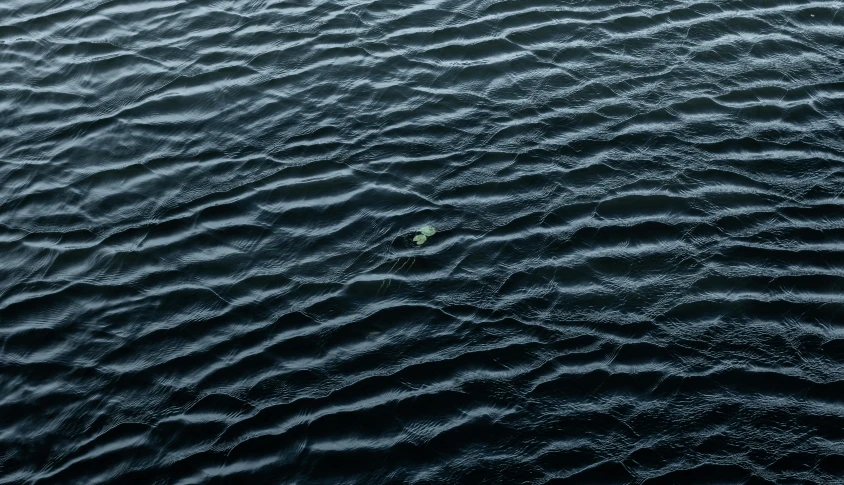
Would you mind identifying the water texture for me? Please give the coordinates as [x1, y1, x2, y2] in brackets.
[2, 0, 844, 483]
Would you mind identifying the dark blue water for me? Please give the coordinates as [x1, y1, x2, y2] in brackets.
[2, 0, 844, 483]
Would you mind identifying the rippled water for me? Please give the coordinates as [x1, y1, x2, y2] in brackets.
[2, 0, 844, 483]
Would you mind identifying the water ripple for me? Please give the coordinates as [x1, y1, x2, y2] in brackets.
[2, 0, 844, 483]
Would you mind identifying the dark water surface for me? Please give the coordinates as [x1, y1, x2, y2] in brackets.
[2, 0, 844, 483]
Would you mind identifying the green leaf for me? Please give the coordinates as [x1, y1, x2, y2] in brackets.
[412, 234, 427, 246]
[419, 225, 437, 237]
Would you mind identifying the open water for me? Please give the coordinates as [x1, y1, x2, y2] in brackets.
[2, 0, 844, 483]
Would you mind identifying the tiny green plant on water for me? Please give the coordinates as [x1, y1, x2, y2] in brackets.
[414, 225, 436, 245]
[376, 225, 438, 295]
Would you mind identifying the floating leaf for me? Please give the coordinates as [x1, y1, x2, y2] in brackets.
[419, 225, 437, 237]
[413, 234, 427, 245]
